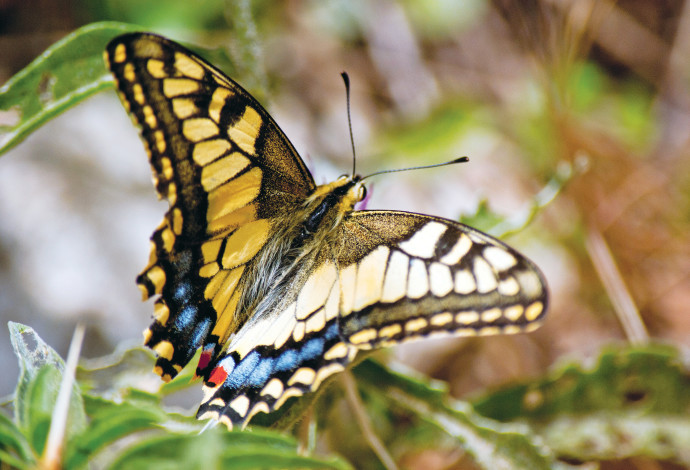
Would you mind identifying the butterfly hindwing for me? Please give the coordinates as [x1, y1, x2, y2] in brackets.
[195, 211, 546, 429]
[105, 33, 316, 381]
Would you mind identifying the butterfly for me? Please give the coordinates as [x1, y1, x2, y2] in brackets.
[105, 32, 548, 430]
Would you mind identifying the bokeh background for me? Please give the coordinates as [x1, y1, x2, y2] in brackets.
[0, 1, 689, 467]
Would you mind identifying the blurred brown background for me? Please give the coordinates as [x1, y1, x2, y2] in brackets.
[0, 2, 688, 467]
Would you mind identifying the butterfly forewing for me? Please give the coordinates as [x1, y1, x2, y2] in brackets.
[106, 32, 548, 431]
[335, 211, 547, 348]
[105, 33, 316, 381]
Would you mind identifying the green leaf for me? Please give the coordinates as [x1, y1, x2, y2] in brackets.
[64, 396, 170, 470]
[352, 359, 560, 470]
[8, 322, 87, 456]
[77, 344, 167, 398]
[0, 411, 34, 468]
[108, 427, 352, 470]
[0, 21, 139, 155]
[473, 345, 690, 465]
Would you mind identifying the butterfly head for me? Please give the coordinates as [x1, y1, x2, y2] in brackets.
[309, 174, 366, 209]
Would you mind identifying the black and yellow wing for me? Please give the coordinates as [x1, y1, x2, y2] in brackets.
[106, 32, 548, 432]
[105, 33, 316, 381]
[196, 210, 547, 428]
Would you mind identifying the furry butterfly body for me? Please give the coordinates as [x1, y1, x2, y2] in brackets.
[105, 32, 548, 429]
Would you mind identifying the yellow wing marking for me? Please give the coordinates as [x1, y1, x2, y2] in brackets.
[260, 378, 284, 399]
[349, 328, 378, 346]
[174, 52, 206, 80]
[182, 117, 219, 142]
[295, 261, 337, 320]
[378, 324, 402, 338]
[162, 77, 200, 97]
[456, 311, 479, 325]
[123, 63, 136, 82]
[160, 226, 174, 252]
[201, 239, 223, 265]
[154, 130, 166, 153]
[153, 341, 174, 360]
[201, 153, 251, 191]
[324, 342, 350, 360]
[473, 257, 498, 293]
[313, 362, 347, 390]
[292, 321, 306, 342]
[453, 269, 476, 294]
[206, 167, 262, 222]
[193, 139, 232, 166]
[498, 276, 520, 296]
[338, 264, 357, 316]
[172, 97, 198, 119]
[405, 318, 428, 333]
[132, 84, 146, 105]
[407, 258, 429, 299]
[439, 233, 472, 265]
[207, 202, 257, 236]
[287, 367, 316, 386]
[428, 262, 453, 297]
[221, 218, 271, 269]
[142, 105, 157, 128]
[226, 106, 262, 154]
[112, 43, 126, 63]
[305, 309, 326, 334]
[525, 301, 544, 322]
[430, 312, 453, 327]
[504, 305, 524, 322]
[272, 302, 297, 349]
[209, 88, 233, 123]
[483, 246, 518, 270]
[146, 58, 166, 78]
[398, 220, 447, 258]
[146, 265, 166, 295]
[208, 266, 245, 338]
[380, 250, 409, 303]
[153, 300, 170, 325]
[481, 308, 502, 323]
[171, 208, 183, 235]
[228, 395, 250, 418]
[352, 245, 389, 311]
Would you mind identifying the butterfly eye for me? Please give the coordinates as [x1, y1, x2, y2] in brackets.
[337, 174, 349, 181]
[358, 185, 367, 201]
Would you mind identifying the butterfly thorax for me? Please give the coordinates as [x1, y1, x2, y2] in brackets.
[229, 176, 365, 340]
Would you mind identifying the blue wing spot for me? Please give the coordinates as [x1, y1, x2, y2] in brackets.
[173, 282, 191, 303]
[218, 354, 236, 374]
[299, 337, 324, 362]
[175, 250, 193, 275]
[174, 304, 197, 330]
[274, 349, 298, 372]
[247, 356, 275, 387]
[324, 322, 338, 340]
[226, 350, 260, 388]
[190, 316, 212, 347]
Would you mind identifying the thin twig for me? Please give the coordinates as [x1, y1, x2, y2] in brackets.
[341, 371, 399, 470]
[42, 323, 85, 470]
[585, 226, 649, 345]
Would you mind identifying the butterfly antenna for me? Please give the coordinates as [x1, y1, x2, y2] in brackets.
[362, 156, 469, 181]
[341, 72, 357, 176]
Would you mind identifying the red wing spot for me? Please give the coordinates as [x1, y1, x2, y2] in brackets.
[208, 366, 228, 387]
[197, 346, 214, 371]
